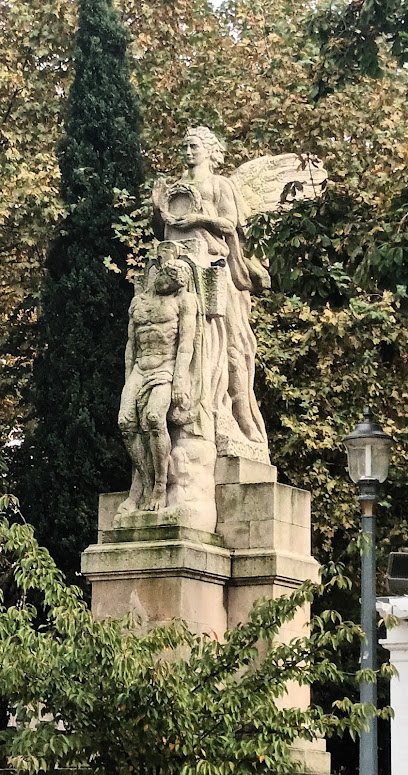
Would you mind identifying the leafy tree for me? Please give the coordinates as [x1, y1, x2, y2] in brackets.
[0, 516, 394, 775]
[2, 2, 407, 770]
[15, 0, 143, 578]
[0, 462, 23, 765]
[0, 0, 76, 446]
[3, 0, 408, 446]
[247, 197, 408, 773]
[308, 0, 408, 99]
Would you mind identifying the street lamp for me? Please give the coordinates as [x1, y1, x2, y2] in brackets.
[343, 407, 393, 775]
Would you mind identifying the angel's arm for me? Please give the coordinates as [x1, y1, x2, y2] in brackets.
[152, 180, 166, 240]
[169, 178, 238, 237]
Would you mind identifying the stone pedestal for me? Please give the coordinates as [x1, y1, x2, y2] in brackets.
[82, 495, 230, 633]
[215, 458, 320, 714]
[81, 457, 330, 774]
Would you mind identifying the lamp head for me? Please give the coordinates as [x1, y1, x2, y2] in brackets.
[343, 407, 393, 485]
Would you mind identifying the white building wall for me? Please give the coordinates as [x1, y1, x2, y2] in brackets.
[377, 597, 408, 775]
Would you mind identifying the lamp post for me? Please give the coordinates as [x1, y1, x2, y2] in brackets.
[343, 407, 392, 775]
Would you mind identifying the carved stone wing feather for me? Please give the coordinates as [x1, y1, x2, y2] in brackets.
[230, 153, 327, 221]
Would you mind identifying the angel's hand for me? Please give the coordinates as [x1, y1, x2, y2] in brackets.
[245, 256, 271, 294]
[171, 213, 201, 230]
[161, 213, 179, 227]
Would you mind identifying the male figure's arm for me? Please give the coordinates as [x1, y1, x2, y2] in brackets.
[172, 291, 197, 409]
[124, 301, 137, 381]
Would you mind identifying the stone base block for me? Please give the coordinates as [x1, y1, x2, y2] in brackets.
[291, 738, 331, 775]
[230, 549, 320, 586]
[81, 536, 230, 635]
[215, 456, 277, 485]
[114, 500, 217, 534]
[97, 492, 219, 541]
[101, 524, 224, 547]
[216, 482, 311, 551]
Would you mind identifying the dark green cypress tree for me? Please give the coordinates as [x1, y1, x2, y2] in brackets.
[17, 0, 143, 579]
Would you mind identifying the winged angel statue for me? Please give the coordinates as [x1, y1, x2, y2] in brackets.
[117, 126, 326, 520]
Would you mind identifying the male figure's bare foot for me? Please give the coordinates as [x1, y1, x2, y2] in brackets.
[117, 496, 138, 515]
[145, 484, 166, 511]
[232, 399, 264, 443]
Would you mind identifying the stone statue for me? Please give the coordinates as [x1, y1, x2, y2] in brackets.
[118, 256, 197, 512]
[152, 127, 326, 455]
[117, 127, 326, 525]
[152, 128, 267, 452]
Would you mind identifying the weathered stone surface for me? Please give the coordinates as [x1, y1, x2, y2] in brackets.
[217, 522, 251, 550]
[290, 738, 332, 775]
[215, 456, 277, 485]
[97, 492, 126, 539]
[102, 525, 224, 547]
[214, 433, 270, 464]
[100, 492, 219, 539]
[216, 482, 273, 523]
[82, 538, 230, 581]
[166, 433, 217, 532]
[249, 518, 310, 553]
[89, 575, 228, 636]
[215, 480, 312, 563]
[230, 549, 319, 584]
[215, 481, 310, 525]
[81, 534, 230, 635]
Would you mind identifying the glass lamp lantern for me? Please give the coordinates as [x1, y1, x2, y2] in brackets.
[343, 407, 393, 485]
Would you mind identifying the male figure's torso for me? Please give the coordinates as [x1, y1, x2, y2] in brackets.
[131, 290, 180, 372]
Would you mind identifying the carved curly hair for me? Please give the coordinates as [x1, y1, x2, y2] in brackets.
[184, 126, 225, 171]
[160, 257, 192, 288]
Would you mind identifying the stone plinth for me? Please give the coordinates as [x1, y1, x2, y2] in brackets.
[81, 456, 329, 774]
[291, 738, 331, 775]
[215, 464, 319, 714]
[82, 496, 230, 634]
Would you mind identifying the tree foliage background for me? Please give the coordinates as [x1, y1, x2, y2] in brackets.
[6, 0, 143, 575]
[1, 1, 408, 772]
[0, 516, 395, 775]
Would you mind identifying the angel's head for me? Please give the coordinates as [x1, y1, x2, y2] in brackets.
[183, 127, 225, 172]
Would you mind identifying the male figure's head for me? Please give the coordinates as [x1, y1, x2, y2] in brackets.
[154, 258, 191, 295]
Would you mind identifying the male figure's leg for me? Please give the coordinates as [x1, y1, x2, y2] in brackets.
[144, 382, 172, 511]
[118, 367, 153, 507]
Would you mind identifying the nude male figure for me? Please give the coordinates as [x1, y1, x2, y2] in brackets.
[118, 258, 197, 511]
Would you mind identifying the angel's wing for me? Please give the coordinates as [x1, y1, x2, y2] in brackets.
[230, 153, 327, 220]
